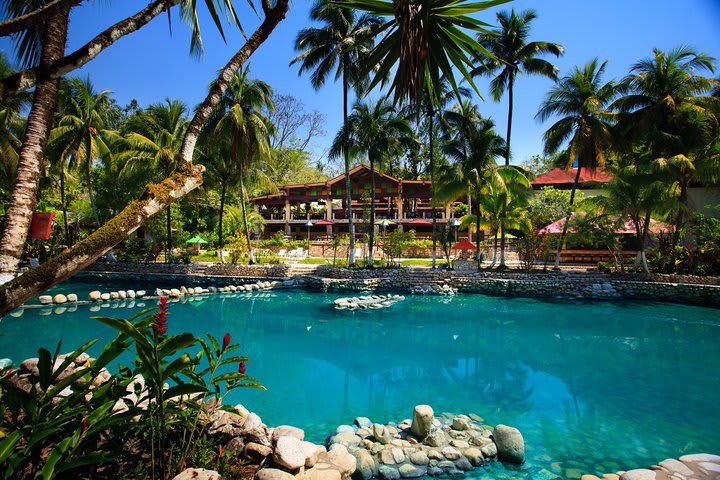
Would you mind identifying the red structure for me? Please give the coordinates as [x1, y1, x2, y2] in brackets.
[29, 212, 54, 240]
[531, 167, 612, 189]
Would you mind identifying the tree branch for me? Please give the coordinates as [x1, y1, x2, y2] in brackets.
[0, 0, 180, 101]
[0, 0, 83, 37]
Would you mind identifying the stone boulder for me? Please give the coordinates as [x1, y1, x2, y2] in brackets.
[207, 410, 246, 438]
[245, 442, 273, 463]
[372, 424, 392, 445]
[272, 425, 305, 444]
[410, 405, 433, 439]
[493, 425, 524, 464]
[355, 448, 377, 480]
[172, 468, 222, 480]
[256, 469, 296, 480]
[39, 295, 52, 305]
[274, 435, 306, 470]
[88, 290, 101, 301]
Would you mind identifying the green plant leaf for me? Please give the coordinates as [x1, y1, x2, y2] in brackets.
[164, 383, 206, 400]
[36, 436, 73, 480]
[157, 333, 196, 359]
[37, 348, 52, 391]
[0, 431, 22, 463]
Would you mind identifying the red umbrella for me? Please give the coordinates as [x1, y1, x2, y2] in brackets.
[452, 240, 477, 250]
[314, 219, 335, 226]
[405, 218, 432, 226]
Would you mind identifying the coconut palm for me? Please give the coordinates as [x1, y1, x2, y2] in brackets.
[120, 99, 188, 261]
[48, 76, 120, 228]
[473, 9, 562, 268]
[207, 66, 275, 264]
[0, 53, 29, 206]
[292, 1, 381, 266]
[612, 47, 720, 245]
[329, 99, 416, 266]
[536, 59, 619, 269]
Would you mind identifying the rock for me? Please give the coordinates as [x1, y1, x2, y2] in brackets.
[101, 293, 111, 300]
[658, 459, 693, 476]
[427, 467, 443, 476]
[424, 430, 446, 447]
[334, 432, 362, 446]
[20, 357, 39, 376]
[493, 424, 524, 464]
[372, 424, 392, 445]
[335, 425, 355, 434]
[410, 405, 433, 439]
[427, 450, 444, 461]
[303, 442, 323, 468]
[127, 290, 136, 298]
[354, 417, 372, 428]
[582, 476, 601, 480]
[620, 470, 656, 480]
[678, 453, 720, 463]
[378, 466, 400, 480]
[449, 439, 469, 449]
[234, 404, 250, 418]
[66, 293, 78, 302]
[452, 417, 470, 431]
[398, 464, 425, 478]
[325, 445, 357, 479]
[380, 449, 397, 465]
[224, 437, 245, 455]
[409, 451, 429, 465]
[272, 425, 305, 444]
[602, 475, 620, 480]
[39, 295, 52, 305]
[479, 442, 497, 458]
[463, 447, 483, 466]
[207, 410, 246, 437]
[245, 442, 273, 463]
[454, 458, 472, 471]
[88, 290, 101, 301]
[256, 468, 296, 480]
[111, 292, 120, 299]
[274, 436, 306, 470]
[244, 427, 272, 448]
[243, 412, 263, 431]
[307, 464, 343, 480]
[118, 290, 127, 299]
[390, 448, 405, 464]
[172, 468, 222, 480]
[136, 290, 146, 297]
[441, 447, 461, 460]
[355, 449, 377, 480]
[356, 428, 371, 437]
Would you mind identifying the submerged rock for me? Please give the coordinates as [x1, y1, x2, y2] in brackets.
[493, 424, 525, 464]
[410, 405, 433, 438]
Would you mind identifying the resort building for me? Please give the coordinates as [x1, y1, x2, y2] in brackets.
[250, 165, 466, 240]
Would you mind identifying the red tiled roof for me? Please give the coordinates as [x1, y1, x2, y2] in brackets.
[532, 168, 613, 186]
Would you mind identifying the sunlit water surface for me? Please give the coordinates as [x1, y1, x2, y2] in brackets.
[1, 275, 719, 479]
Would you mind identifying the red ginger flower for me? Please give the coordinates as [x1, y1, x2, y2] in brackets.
[81, 417, 87, 436]
[222, 333, 230, 352]
[153, 297, 168, 335]
[238, 362, 246, 375]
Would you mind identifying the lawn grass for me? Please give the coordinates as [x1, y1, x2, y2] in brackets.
[190, 252, 218, 262]
[400, 259, 435, 266]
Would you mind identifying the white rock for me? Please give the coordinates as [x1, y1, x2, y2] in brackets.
[272, 425, 305, 443]
[127, 290, 136, 298]
[172, 468, 222, 480]
[88, 290, 101, 301]
[621, 470, 656, 480]
[243, 412, 263, 431]
[53, 294, 67, 304]
[255, 469, 296, 480]
[274, 436, 306, 469]
[39, 295, 53, 305]
[410, 405, 434, 438]
[136, 290, 146, 297]
[118, 290, 127, 299]
[110, 292, 119, 299]
[493, 424, 524, 464]
[66, 293, 78, 303]
[101, 293, 111, 301]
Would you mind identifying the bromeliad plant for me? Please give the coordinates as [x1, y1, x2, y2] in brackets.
[0, 298, 263, 480]
[93, 297, 264, 479]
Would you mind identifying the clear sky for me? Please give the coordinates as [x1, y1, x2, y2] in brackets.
[2, 0, 720, 170]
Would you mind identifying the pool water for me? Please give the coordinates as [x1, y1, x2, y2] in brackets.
[2, 277, 719, 479]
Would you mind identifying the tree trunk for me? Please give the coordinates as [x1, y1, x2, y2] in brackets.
[672, 182, 688, 248]
[498, 75, 514, 270]
[368, 155, 376, 268]
[86, 135, 101, 228]
[165, 204, 172, 262]
[428, 103, 437, 269]
[0, 6, 69, 283]
[59, 163, 70, 245]
[635, 210, 652, 273]
[217, 180, 227, 262]
[475, 188, 481, 272]
[553, 166, 582, 269]
[489, 230, 498, 267]
[342, 62, 356, 267]
[0, 162, 204, 315]
[0, 0, 289, 310]
[239, 168, 254, 265]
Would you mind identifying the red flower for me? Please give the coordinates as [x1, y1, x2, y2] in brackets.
[218, 444, 223, 457]
[81, 417, 87, 436]
[238, 362, 246, 375]
[153, 297, 168, 335]
[222, 333, 231, 352]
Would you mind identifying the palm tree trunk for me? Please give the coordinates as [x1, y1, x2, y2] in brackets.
[59, 163, 70, 246]
[239, 168, 254, 265]
[490, 230, 498, 267]
[166, 206, 172, 263]
[342, 61, 356, 267]
[637, 210, 651, 273]
[0, 6, 69, 283]
[475, 189, 482, 272]
[428, 103, 437, 269]
[672, 182, 688, 248]
[499, 75, 515, 270]
[368, 155, 376, 268]
[553, 166, 582, 269]
[86, 135, 101, 228]
[218, 180, 227, 263]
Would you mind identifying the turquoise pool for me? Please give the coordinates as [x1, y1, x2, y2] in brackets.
[1, 277, 719, 479]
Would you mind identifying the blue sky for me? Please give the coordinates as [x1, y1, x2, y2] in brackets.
[2, 0, 720, 170]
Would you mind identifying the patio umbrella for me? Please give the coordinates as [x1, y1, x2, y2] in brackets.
[314, 219, 335, 226]
[452, 240, 477, 250]
[304, 220, 313, 243]
[375, 219, 395, 234]
[186, 236, 208, 244]
[406, 218, 432, 226]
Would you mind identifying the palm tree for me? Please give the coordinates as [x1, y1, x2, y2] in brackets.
[612, 47, 720, 245]
[208, 66, 274, 264]
[0, 53, 29, 207]
[49, 77, 120, 228]
[120, 99, 188, 261]
[329, 99, 416, 266]
[474, 8, 563, 267]
[536, 59, 618, 269]
[292, 1, 381, 266]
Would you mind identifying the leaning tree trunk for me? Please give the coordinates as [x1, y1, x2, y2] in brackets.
[0, 6, 70, 283]
[342, 62, 355, 267]
[0, 0, 289, 314]
[217, 180, 227, 262]
[59, 163, 70, 245]
[85, 136, 101, 228]
[553, 166, 583, 269]
[238, 168, 254, 265]
[367, 156, 376, 268]
[498, 76, 515, 270]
